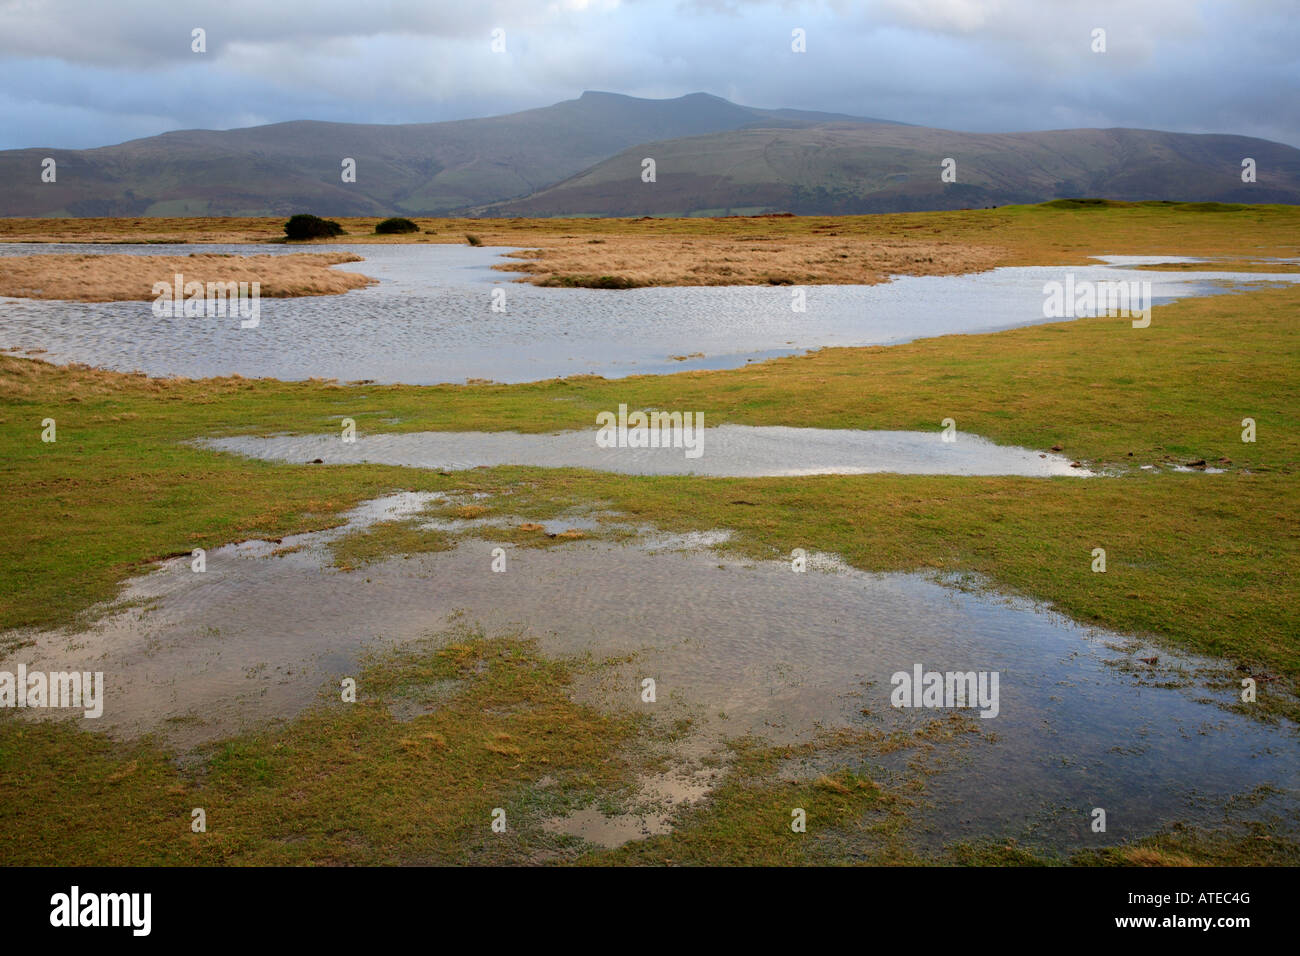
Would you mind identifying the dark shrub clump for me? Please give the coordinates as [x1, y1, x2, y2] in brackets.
[375, 217, 419, 234]
[284, 214, 344, 240]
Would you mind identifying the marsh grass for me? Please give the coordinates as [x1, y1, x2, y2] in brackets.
[327, 519, 455, 570]
[0, 251, 374, 302]
[0, 631, 641, 865]
[2, 201, 1295, 288]
[2, 207, 1298, 866]
[2, 283, 1297, 698]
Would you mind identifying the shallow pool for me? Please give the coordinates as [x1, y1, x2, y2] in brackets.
[2, 243, 1296, 384]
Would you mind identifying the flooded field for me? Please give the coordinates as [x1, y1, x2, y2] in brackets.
[2, 243, 1298, 383]
[3, 237, 1296, 863]
[4, 491, 1295, 853]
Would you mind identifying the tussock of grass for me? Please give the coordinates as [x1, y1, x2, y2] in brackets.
[0, 252, 374, 301]
[327, 519, 454, 570]
[536, 274, 644, 289]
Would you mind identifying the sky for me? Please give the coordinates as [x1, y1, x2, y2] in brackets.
[0, 0, 1296, 151]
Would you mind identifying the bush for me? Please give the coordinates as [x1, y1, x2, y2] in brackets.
[375, 217, 419, 234]
[284, 214, 344, 240]
[464, 233, 482, 246]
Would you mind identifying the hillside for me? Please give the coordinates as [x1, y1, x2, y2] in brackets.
[477, 124, 1300, 217]
[0, 92, 891, 218]
[2, 91, 1296, 219]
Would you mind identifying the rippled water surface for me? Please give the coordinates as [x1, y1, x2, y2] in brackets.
[3, 243, 1297, 384]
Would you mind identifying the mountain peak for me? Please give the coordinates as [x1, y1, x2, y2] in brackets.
[578, 90, 732, 105]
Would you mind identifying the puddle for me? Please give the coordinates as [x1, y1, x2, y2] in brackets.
[202, 426, 1091, 477]
[542, 768, 719, 849]
[2, 492, 1295, 854]
[2, 243, 1298, 384]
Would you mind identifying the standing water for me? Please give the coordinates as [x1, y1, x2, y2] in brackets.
[2, 243, 1298, 383]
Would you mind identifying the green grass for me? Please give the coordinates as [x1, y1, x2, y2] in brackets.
[2, 208, 1298, 864]
[6, 650, 1284, 865]
[327, 519, 454, 570]
[600, 742, 910, 866]
[3, 284, 1296, 696]
[0, 631, 641, 865]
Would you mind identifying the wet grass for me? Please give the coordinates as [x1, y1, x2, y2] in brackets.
[951, 820, 1300, 867]
[598, 740, 912, 866]
[7, 650, 1286, 866]
[3, 285, 1295, 703]
[1134, 260, 1300, 273]
[0, 631, 641, 865]
[327, 519, 454, 571]
[460, 523, 594, 547]
[2, 207, 1297, 864]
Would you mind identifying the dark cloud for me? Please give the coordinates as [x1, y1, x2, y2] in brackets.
[0, 0, 1295, 150]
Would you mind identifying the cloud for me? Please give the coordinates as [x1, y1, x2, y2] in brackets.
[0, 0, 1295, 150]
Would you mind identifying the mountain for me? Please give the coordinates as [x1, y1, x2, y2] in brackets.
[475, 124, 1300, 217]
[1, 91, 1296, 219]
[0, 92, 896, 218]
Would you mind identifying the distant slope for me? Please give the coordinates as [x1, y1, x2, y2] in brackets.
[476, 124, 1300, 216]
[0, 92, 897, 218]
[3, 90, 1295, 219]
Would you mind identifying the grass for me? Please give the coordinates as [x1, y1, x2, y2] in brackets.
[5, 644, 1286, 864]
[1, 204, 1297, 864]
[3, 284, 1296, 699]
[2, 200, 1296, 288]
[535, 274, 645, 289]
[598, 740, 911, 866]
[0, 631, 642, 865]
[0, 251, 373, 302]
[327, 519, 454, 570]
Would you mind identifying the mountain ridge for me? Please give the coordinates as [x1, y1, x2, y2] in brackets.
[0, 91, 898, 218]
[0, 91, 1295, 218]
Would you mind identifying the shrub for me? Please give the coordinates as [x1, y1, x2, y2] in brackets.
[375, 217, 419, 234]
[1042, 198, 1115, 210]
[464, 233, 482, 246]
[284, 214, 344, 240]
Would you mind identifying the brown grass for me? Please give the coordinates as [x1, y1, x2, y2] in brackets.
[1, 203, 1295, 290]
[1117, 847, 1200, 867]
[0, 252, 374, 301]
[501, 234, 1005, 286]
